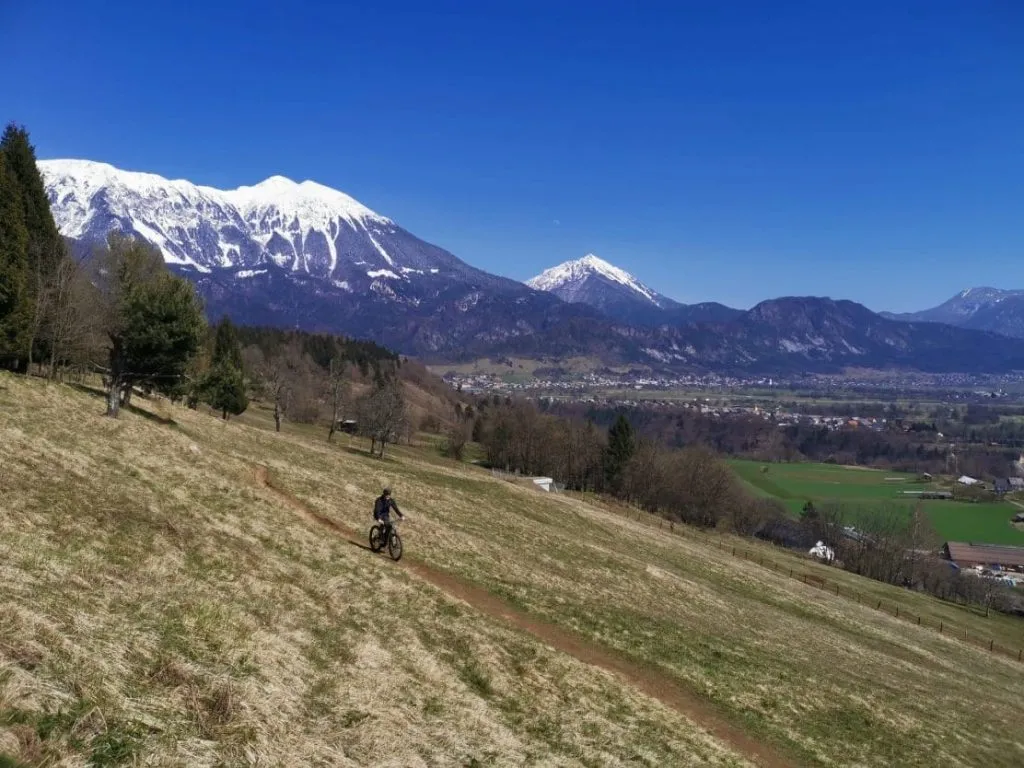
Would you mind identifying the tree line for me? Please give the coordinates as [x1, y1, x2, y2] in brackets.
[542, 401, 1018, 479]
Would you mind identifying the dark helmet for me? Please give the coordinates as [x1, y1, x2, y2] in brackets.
[382, 487, 391, 497]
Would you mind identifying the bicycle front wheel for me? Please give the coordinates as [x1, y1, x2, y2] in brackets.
[369, 525, 384, 552]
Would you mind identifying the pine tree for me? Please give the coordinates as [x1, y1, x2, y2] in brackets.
[605, 413, 636, 493]
[212, 316, 243, 369]
[202, 316, 248, 419]
[201, 363, 248, 420]
[0, 124, 66, 367]
[96, 234, 206, 417]
[0, 152, 29, 365]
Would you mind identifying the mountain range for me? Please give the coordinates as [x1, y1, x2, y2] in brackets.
[40, 159, 1024, 374]
[883, 288, 1024, 339]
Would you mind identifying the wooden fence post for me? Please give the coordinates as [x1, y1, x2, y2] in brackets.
[917, 616, 921, 625]
[1018, 648, 1022, 662]
[939, 621, 943, 633]
[835, 584, 840, 596]
[876, 600, 881, 609]
[989, 640, 994, 652]
[896, 605, 899, 618]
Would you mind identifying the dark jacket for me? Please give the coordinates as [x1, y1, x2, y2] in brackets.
[373, 495, 401, 521]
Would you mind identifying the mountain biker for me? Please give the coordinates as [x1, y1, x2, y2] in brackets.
[373, 487, 403, 547]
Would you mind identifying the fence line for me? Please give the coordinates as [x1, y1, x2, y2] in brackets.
[606, 502, 1024, 664]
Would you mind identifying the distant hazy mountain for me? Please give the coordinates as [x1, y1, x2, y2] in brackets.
[884, 287, 1024, 339]
[640, 296, 1024, 373]
[40, 159, 1024, 373]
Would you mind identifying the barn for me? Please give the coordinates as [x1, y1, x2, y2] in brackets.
[943, 542, 1024, 571]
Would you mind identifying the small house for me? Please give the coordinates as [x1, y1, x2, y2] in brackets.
[995, 478, 1011, 495]
[957, 475, 980, 486]
[336, 419, 358, 434]
[531, 477, 554, 492]
[1009, 478, 1024, 491]
[809, 541, 835, 562]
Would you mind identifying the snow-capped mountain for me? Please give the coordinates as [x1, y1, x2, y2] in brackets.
[41, 158, 615, 354]
[884, 287, 1024, 338]
[40, 159, 478, 290]
[527, 253, 683, 324]
[38, 158, 1024, 373]
[529, 253, 676, 306]
[526, 254, 743, 326]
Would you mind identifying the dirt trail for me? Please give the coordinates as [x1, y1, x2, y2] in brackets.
[253, 465, 798, 768]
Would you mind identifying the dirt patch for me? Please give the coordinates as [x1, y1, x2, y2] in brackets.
[253, 465, 798, 768]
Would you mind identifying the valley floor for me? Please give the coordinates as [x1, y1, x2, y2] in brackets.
[2, 373, 1023, 767]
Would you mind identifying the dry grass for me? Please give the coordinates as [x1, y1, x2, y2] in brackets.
[226, 405, 1024, 767]
[0, 374, 749, 767]
[3, 372, 1024, 766]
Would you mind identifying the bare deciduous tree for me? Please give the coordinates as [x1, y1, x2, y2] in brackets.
[326, 358, 351, 442]
[242, 340, 312, 432]
[442, 422, 470, 461]
[358, 379, 407, 458]
[43, 254, 101, 379]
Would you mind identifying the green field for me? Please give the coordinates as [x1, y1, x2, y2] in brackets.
[730, 459, 1024, 545]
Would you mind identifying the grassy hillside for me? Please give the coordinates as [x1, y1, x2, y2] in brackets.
[2, 373, 1023, 767]
[730, 459, 1024, 545]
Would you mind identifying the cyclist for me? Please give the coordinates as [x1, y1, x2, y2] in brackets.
[373, 487, 403, 547]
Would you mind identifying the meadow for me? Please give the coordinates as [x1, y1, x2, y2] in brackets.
[729, 459, 1024, 545]
[2, 374, 1024, 767]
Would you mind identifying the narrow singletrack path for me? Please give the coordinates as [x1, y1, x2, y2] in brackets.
[253, 465, 799, 768]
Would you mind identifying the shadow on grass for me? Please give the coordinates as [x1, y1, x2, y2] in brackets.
[346, 538, 376, 554]
[337, 445, 400, 464]
[68, 382, 178, 427]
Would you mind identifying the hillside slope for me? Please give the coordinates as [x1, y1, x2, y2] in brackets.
[2, 375, 1023, 767]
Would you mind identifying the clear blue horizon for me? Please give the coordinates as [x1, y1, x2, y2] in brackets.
[4, 1, 1022, 313]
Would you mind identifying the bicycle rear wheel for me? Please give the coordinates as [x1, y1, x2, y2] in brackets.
[388, 530, 403, 561]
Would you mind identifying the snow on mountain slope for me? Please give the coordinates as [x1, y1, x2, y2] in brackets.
[38, 159, 477, 284]
[528, 253, 663, 303]
[526, 254, 682, 324]
[883, 286, 1024, 337]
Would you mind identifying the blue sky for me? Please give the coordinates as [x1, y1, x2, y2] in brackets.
[3, 0, 1022, 312]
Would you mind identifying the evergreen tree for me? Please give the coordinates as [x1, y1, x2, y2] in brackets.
[96, 234, 206, 417]
[202, 363, 249, 420]
[0, 153, 29, 365]
[0, 124, 66, 367]
[605, 413, 636, 493]
[202, 316, 248, 419]
[212, 316, 243, 369]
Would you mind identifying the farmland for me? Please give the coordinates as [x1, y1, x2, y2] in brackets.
[730, 459, 1024, 545]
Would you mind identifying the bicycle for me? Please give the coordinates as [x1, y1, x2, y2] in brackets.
[369, 517, 403, 561]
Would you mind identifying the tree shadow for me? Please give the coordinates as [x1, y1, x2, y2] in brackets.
[338, 445, 400, 463]
[67, 382, 178, 427]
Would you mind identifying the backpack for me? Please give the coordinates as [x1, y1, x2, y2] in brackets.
[373, 496, 386, 519]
